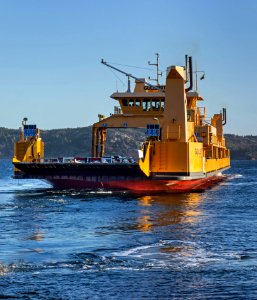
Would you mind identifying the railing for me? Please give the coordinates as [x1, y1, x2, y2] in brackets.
[202, 118, 212, 126]
[41, 156, 137, 165]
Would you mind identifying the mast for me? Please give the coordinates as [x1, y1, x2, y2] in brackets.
[101, 59, 164, 92]
[148, 53, 162, 86]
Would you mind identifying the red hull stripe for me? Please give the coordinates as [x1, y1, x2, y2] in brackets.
[47, 175, 225, 192]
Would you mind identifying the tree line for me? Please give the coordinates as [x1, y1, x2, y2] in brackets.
[0, 127, 256, 160]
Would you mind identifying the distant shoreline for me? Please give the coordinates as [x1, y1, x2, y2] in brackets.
[1, 127, 256, 160]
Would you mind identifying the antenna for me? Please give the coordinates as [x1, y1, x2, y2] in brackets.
[194, 61, 205, 92]
[148, 53, 162, 85]
[196, 62, 198, 92]
[127, 76, 131, 93]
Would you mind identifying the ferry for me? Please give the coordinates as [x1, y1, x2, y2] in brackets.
[12, 55, 230, 192]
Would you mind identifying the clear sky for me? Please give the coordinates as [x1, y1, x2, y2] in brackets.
[0, 0, 256, 135]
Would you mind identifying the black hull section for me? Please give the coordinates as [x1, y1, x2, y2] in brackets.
[13, 162, 146, 180]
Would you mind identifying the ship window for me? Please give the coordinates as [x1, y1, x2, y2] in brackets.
[187, 110, 191, 121]
[122, 99, 128, 106]
[187, 109, 194, 121]
[129, 99, 134, 107]
[143, 99, 151, 111]
[135, 99, 141, 107]
[161, 99, 165, 110]
[152, 99, 160, 111]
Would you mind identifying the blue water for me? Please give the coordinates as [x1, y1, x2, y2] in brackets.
[0, 159, 257, 299]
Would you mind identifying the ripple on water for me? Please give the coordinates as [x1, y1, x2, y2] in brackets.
[109, 239, 257, 271]
[1, 160, 257, 299]
[2, 243, 257, 276]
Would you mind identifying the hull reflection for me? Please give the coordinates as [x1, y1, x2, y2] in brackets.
[137, 193, 205, 232]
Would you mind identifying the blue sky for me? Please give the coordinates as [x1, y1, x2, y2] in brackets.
[0, 0, 256, 135]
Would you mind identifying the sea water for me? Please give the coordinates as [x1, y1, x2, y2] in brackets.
[0, 159, 257, 299]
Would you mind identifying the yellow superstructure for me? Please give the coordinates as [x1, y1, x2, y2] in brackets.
[13, 119, 44, 170]
[92, 56, 230, 179]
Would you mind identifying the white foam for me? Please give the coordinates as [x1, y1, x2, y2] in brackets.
[111, 240, 232, 270]
[0, 179, 51, 192]
[227, 174, 243, 180]
[113, 243, 159, 257]
[221, 181, 257, 187]
[88, 190, 113, 194]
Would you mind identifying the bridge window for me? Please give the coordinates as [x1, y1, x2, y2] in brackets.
[135, 99, 141, 107]
[129, 99, 134, 107]
[161, 99, 165, 110]
[122, 99, 128, 106]
[152, 99, 160, 111]
[143, 99, 151, 111]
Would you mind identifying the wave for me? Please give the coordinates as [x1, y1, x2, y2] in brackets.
[227, 174, 243, 180]
[2, 242, 257, 276]
[110, 239, 257, 270]
[219, 173, 257, 187]
[221, 181, 257, 187]
[0, 178, 51, 193]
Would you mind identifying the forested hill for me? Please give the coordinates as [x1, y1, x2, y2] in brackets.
[0, 126, 256, 160]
